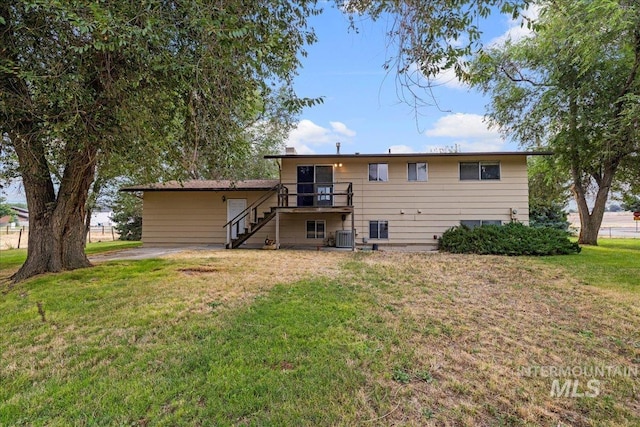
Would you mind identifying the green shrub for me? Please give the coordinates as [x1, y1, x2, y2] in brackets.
[438, 222, 580, 256]
[111, 193, 142, 241]
[529, 202, 570, 231]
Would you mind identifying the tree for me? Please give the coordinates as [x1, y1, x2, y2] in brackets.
[342, 0, 532, 108]
[527, 157, 570, 230]
[621, 194, 640, 212]
[0, 196, 15, 220]
[1, 0, 320, 281]
[469, 0, 640, 245]
[111, 191, 142, 241]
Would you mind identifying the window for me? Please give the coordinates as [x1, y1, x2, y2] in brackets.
[408, 162, 428, 181]
[306, 220, 325, 239]
[460, 220, 502, 229]
[459, 162, 501, 180]
[369, 163, 388, 181]
[369, 220, 389, 239]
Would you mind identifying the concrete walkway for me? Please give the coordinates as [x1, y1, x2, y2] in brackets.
[88, 245, 224, 263]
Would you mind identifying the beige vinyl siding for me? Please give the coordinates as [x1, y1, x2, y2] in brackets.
[142, 191, 277, 245]
[275, 213, 345, 246]
[281, 155, 529, 246]
[140, 154, 529, 247]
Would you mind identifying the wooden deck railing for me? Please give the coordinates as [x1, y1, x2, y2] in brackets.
[277, 182, 353, 208]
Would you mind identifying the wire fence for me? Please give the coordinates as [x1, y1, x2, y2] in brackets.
[593, 226, 640, 239]
[0, 226, 120, 250]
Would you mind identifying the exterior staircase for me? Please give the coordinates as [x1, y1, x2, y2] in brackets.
[223, 184, 280, 249]
[228, 207, 277, 248]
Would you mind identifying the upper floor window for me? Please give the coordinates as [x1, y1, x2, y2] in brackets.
[408, 162, 428, 181]
[369, 163, 388, 182]
[460, 162, 501, 180]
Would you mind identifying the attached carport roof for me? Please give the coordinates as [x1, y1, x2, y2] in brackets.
[120, 179, 280, 192]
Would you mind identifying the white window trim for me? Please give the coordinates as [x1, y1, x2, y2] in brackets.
[460, 220, 503, 229]
[368, 163, 389, 182]
[305, 219, 326, 239]
[407, 162, 428, 182]
[369, 220, 389, 239]
[459, 161, 501, 181]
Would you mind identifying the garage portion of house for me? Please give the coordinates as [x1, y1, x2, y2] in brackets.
[121, 180, 280, 246]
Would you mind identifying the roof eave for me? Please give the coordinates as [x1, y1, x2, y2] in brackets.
[264, 151, 553, 159]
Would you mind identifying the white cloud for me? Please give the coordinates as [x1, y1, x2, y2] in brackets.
[424, 113, 506, 152]
[424, 139, 506, 153]
[286, 119, 356, 154]
[406, 61, 469, 91]
[388, 145, 416, 154]
[432, 66, 468, 90]
[330, 121, 356, 137]
[425, 113, 497, 138]
[489, 4, 541, 48]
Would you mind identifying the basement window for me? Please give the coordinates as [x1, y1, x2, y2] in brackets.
[460, 220, 503, 229]
[306, 220, 325, 239]
[369, 220, 389, 239]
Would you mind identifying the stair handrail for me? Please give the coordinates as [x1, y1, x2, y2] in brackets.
[222, 183, 281, 230]
[222, 183, 282, 245]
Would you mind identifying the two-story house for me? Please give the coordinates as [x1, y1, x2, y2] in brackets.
[121, 149, 548, 250]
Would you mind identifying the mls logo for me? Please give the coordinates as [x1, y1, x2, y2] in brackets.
[550, 379, 600, 398]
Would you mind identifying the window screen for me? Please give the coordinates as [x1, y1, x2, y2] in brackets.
[408, 162, 427, 181]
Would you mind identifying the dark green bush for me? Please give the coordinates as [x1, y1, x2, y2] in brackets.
[438, 222, 580, 256]
[111, 193, 142, 241]
[529, 202, 570, 231]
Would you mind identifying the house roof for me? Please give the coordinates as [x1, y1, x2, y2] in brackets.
[120, 179, 280, 192]
[264, 151, 552, 159]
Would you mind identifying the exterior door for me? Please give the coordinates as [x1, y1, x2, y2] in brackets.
[297, 166, 314, 207]
[314, 165, 333, 206]
[227, 199, 247, 239]
[297, 165, 333, 207]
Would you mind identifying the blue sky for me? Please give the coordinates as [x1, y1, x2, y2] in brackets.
[1, 5, 537, 203]
[286, 3, 538, 155]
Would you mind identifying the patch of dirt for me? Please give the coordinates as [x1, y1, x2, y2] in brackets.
[162, 249, 345, 314]
[178, 267, 220, 275]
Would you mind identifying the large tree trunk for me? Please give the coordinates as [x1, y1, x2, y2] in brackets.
[571, 163, 617, 246]
[11, 132, 97, 282]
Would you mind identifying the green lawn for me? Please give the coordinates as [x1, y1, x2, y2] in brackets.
[0, 241, 141, 273]
[1, 245, 638, 425]
[539, 238, 640, 292]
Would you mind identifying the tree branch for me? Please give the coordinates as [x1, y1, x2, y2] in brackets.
[499, 64, 547, 87]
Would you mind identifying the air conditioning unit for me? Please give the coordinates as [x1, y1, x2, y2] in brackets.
[335, 230, 353, 248]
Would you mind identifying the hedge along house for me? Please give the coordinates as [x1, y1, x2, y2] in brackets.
[121, 149, 549, 250]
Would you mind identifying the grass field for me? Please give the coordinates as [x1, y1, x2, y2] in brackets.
[1, 240, 638, 425]
[540, 239, 640, 292]
[0, 241, 141, 273]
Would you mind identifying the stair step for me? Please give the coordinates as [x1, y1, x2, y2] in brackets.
[228, 205, 278, 249]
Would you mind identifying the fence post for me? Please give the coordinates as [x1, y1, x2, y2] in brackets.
[111, 227, 115, 240]
[17, 229, 22, 249]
